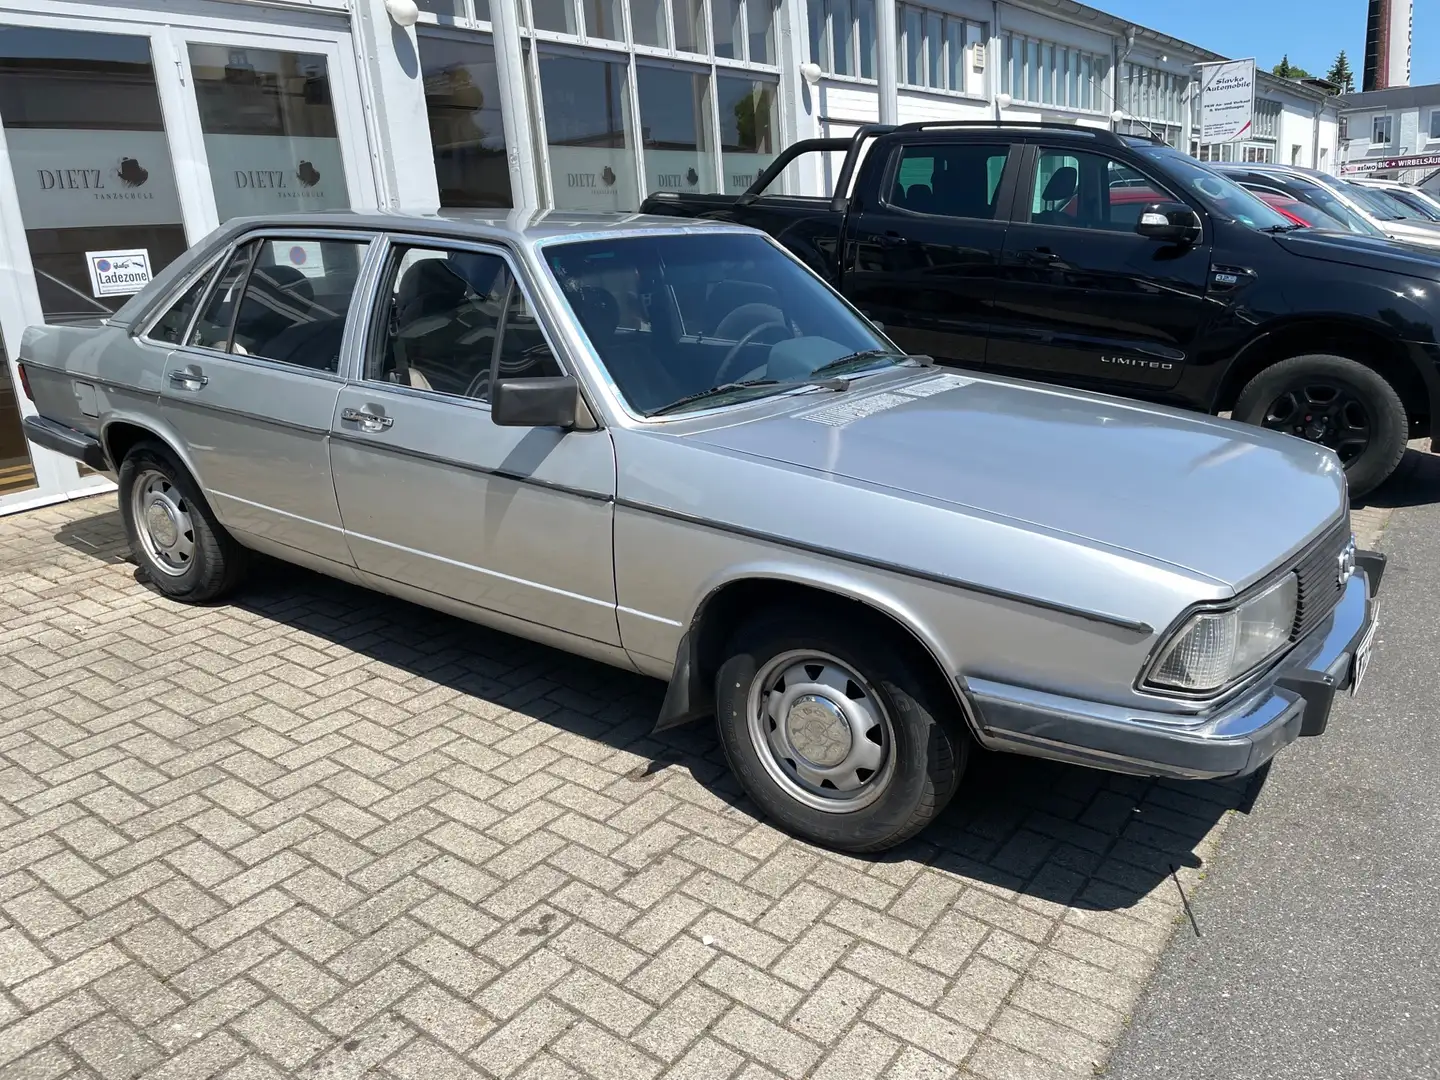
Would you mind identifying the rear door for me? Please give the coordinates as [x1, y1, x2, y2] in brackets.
[841, 140, 1021, 368]
[988, 144, 1212, 394]
[158, 229, 374, 568]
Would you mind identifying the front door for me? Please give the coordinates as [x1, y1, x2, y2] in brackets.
[158, 230, 374, 569]
[988, 144, 1212, 395]
[329, 237, 620, 647]
[842, 140, 1018, 368]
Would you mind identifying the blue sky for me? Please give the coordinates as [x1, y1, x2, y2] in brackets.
[1098, 0, 1438, 87]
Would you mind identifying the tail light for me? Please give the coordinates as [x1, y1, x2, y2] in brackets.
[15, 361, 34, 402]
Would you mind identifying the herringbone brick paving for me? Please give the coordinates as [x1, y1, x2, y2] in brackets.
[0, 495, 1389, 1079]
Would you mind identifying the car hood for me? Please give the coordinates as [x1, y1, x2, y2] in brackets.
[688, 371, 1345, 589]
[1276, 226, 1440, 276]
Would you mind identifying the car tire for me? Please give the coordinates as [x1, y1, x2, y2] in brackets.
[714, 610, 967, 852]
[118, 441, 247, 602]
[1233, 354, 1407, 499]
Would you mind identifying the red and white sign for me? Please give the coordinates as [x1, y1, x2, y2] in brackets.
[1341, 153, 1440, 175]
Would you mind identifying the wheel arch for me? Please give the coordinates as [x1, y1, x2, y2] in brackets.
[100, 414, 208, 490]
[1216, 318, 1435, 438]
[652, 567, 983, 741]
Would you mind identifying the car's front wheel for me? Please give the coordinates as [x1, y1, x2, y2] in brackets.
[1233, 354, 1407, 498]
[118, 441, 247, 602]
[714, 611, 966, 852]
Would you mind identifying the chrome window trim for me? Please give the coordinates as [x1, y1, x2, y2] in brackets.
[134, 247, 231, 347]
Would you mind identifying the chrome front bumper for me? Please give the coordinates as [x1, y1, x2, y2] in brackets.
[966, 554, 1384, 781]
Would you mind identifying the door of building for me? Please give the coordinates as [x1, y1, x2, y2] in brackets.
[0, 4, 375, 516]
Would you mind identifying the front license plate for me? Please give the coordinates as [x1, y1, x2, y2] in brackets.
[1350, 609, 1380, 696]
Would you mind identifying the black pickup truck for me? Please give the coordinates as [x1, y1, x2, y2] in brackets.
[641, 121, 1440, 496]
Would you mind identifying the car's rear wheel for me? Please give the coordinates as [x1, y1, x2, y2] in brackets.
[118, 441, 247, 602]
[1233, 354, 1407, 499]
[714, 611, 966, 852]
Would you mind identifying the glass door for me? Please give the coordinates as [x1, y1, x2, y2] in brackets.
[165, 27, 375, 228]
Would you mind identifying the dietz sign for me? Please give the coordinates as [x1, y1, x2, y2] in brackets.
[36, 156, 156, 203]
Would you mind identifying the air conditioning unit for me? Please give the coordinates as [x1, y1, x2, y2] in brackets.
[973, 42, 986, 71]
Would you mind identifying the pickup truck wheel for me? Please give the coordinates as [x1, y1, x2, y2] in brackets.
[118, 442, 246, 602]
[714, 613, 966, 852]
[1233, 354, 1407, 498]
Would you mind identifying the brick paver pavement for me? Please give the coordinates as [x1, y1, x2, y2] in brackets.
[0, 493, 1393, 1079]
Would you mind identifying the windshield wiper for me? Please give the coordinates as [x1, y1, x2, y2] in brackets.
[1260, 223, 1306, 233]
[809, 349, 928, 378]
[649, 377, 850, 417]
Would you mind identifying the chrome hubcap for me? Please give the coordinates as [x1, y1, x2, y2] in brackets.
[131, 470, 195, 577]
[747, 651, 895, 814]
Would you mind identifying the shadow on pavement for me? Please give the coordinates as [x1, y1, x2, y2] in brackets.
[52, 505, 1248, 917]
[1354, 445, 1440, 511]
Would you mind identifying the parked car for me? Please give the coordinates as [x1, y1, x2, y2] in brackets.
[1248, 189, 1333, 228]
[16, 210, 1383, 852]
[1215, 163, 1395, 240]
[642, 122, 1440, 496]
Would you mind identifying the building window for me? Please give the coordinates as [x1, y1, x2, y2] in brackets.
[1430, 111, 1440, 140]
[718, 74, 778, 193]
[637, 64, 716, 194]
[1241, 144, 1275, 164]
[537, 50, 638, 211]
[418, 32, 512, 208]
[1001, 32, 1106, 111]
[1373, 115, 1393, 143]
[417, 0, 491, 17]
[896, 4, 986, 94]
[1119, 62, 1189, 127]
[808, 0, 877, 79]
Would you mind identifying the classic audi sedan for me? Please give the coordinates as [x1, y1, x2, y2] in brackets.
[19, 210, 1383, 852]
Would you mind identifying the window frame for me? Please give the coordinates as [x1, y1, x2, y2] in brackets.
[135, 246, 233, 349]
[357, 233, 570, 413]
[1014, 143, 1191, 236]
[1430, 110, 1440, 141]
[1372, 115, 1394, 144]
[167, 228, 380, 383]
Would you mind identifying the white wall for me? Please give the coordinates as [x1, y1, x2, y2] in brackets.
[896, 90, 992, 124]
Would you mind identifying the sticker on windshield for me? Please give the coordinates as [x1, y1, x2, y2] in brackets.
[800, 373, 975, 426]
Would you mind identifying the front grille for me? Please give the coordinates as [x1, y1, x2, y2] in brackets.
[1291, 518, 1352, 642]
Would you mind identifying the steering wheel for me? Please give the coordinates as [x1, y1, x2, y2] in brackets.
[714, 320, 790, 385]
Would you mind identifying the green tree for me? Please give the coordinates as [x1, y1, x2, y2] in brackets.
[1327, 49, 1356, 93]
[1273, 54, 1313, 79]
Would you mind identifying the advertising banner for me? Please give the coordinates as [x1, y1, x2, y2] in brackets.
[201, 134, 349, 221]
[1341, 154, 1440, 175]
[1198, 58, 1256, 144]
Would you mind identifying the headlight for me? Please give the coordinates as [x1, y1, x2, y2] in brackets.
[1145, 573, 1298, 694]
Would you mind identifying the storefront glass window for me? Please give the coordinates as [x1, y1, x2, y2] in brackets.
[0, 338, 35, 497]
[583, 0, 623, 41]
[638, 66, 715, 195]
[747, 0, 778, 64]
[539, 51, 637, 211]
[712, 0, 742, 59]
[631, 0, 666, 47]
[717, 74, 778, 194]
[532, 0, 579, 34]
[673, 0, 707, 53]
[189, 44, 350, 222]
[0, 27, 188, 325]
[418, 32, 513, 208]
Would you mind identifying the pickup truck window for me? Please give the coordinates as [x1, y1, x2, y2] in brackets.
[889, 143, 1008, 219]
[543, 232, 890, 416]
[1030, 150, 1171, 233]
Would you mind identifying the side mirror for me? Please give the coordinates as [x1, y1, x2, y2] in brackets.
[1136, 202, 1202, 245]
[491, 376, 581, 428]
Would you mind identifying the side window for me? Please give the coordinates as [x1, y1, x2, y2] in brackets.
[1030, 149, 1175, 233]
[889, 143, 1009, 220]
[368, 246, 560, 402]
[189, 241, 259, 352]
[149, 263, 219, 345]
[229, 238, 370, 372]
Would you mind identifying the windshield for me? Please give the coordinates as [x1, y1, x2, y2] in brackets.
[1383, 187, 1440, 221]
[1286, 180, 1388, 236]
[1342, 181, 1411, 221]
[543, 232, 894, 416]
[1138, 148, 1295, 230]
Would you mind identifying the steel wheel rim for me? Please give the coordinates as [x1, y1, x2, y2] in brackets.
[1261, 380, 1373, 465]
[131, 470, 195, 577]
[746, 650, 896, 814]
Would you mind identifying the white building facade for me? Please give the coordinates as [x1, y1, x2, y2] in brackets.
[0, 0, 1341, 515]
[1337, 83, 1440, 188]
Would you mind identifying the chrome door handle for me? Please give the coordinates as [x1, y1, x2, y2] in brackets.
[341, 407, 393, 432]
[169, 367, 208, 389]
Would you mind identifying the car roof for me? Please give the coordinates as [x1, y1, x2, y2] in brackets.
[210, 207, 751, 245]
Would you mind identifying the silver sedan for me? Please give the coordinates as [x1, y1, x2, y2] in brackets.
[18, 210, 1383, 851]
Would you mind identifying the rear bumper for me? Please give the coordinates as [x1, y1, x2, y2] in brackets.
[968, 554, 1384, 781]
[22, 415, 109, 472]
